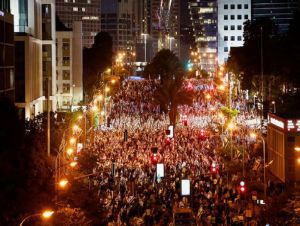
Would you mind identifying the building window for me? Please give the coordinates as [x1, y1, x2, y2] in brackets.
[244, 4, 249, 9]
[230, 4, 235, 9]
[237, 25, 242, 30]
[63, 83, 70, 93]
[237, 4, 242, 9]
[224, 25, 228, 30]
[237, 15, 242, 20]
[64, 0, 68, 2]
[230, 15, 235, 20]
[224, 15, 228, 20]
[224, 4, 228, 9]
[230, 25, 235, 30]
[224, 36, 228, 41]
[244, 15, 249, 20]
[237, 36, 242, 41]
[63, 57, 70, 66]
[87, 0, 91, 3]
[73, 7, 78, 11]
[63, 70, 70, 80]
[231, 36, 235, 41]
[82, 7, 86, 12]
[224, 47, 228, 52]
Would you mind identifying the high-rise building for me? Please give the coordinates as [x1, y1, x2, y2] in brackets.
[189, 0, 218, 73]
[0, 0, 15, 102]
[252, 0, 299, 34]
[150, 0, 180, 57]
[56, 20, 83, 111]
[101, 0, 135, 57]
[218, 0, 251, 65]
[56, 0, 101, 48]
[12, 0, 57, 119]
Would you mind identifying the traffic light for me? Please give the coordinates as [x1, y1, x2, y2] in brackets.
[165, 137, 171, 145]
[239, 180, 246, 193]
[166, 129, 170, 135]
[198, 129, 207, 140]
[151, 153, 159, 164]
[210, 162, 218, 174]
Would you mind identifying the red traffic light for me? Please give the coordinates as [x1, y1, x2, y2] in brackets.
[151, 153, 159, 164]
[165, 137, 171, 145]
[239, 180, 246, 193]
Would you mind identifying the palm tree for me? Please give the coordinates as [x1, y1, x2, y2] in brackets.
[154, 77, 194, 125]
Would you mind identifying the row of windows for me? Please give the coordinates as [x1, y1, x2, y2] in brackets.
[224, 4, 248, 10]
[224, 25, 243, 31]
[73, 7, 85, 12]
[224, 14, 249, 20]
[224, 36, 242, 41]
[64, 0, 91, 3]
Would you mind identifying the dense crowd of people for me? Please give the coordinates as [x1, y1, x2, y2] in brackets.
[83, 79, 263, 225]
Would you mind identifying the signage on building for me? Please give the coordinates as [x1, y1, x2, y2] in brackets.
[287, 120, 300, 132]
[269, 116, 285, 129]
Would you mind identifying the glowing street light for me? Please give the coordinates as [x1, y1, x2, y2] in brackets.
[70, 161, 78, 168]
[91, 105, 98, 112]
[111, 79, 116, 84]
[227, 122, 235, 130]
[295, 147, 300, 152]
[205, 94, 211, 100]
[69, 137, 76, 145]
[73, 124, 79, 131]
[58, 179, 69, 188]
[105, 87, 110, 93]
[19, 210, 54, 226]
[66, 147, 74, 155]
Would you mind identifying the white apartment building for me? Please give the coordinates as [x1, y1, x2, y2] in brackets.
[11, 0, 57, 119]
[218, 0, 251, 65]
[56, 21, 83, 111]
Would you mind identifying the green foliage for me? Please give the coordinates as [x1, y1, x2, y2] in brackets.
[143, 49, 184, 83]
[0, 97, 55, 226]
[220, 106, 239, 121]
[154, 78, 194, 125]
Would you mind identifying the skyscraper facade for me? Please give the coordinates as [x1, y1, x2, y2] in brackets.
[218, 0, 251, 65]
[252, 0, 299, 33]
[189, 0, 218, 73]
[150, 0, 180, 57]
[101, 0, 135, 56]
[56, 0, 101, 48]
[12, 0, 57, 119]
[0, 0, 15, 102]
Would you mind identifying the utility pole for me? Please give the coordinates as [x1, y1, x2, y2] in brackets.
[47, 75, 51, 157]
[260, 27, 264, 129]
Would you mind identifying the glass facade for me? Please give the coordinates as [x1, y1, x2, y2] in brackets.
[18, 0, 28, 32]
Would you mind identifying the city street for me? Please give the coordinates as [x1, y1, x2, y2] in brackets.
[66, 78, 266, 225]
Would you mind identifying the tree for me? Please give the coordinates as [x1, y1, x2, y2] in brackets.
[143, 49, 183, 83]
[83, 32, 113, 100]
[0, 97, 54, 226]
[154, 77, 194, 125]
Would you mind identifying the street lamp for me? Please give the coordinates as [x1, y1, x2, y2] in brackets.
[19, 210, 54, 226]
[227, 121, 235, 158]
[250, 132, 266, 199]
[141, 33, 148, 63]
[58, 178, 69, 189]
[271, 101, 276, 113]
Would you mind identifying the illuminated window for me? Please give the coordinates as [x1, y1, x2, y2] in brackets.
[73, 7, 78, 11]
[82, 7, 86, 12]
[87, 0, 91, 3]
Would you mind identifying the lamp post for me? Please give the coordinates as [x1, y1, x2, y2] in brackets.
[141, 33, 148, 63]
[19, 210, 54, 226]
